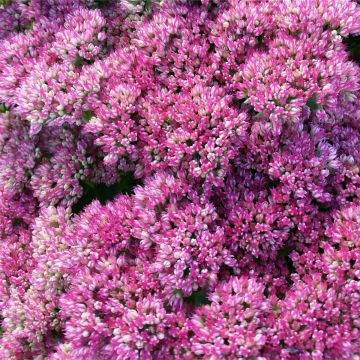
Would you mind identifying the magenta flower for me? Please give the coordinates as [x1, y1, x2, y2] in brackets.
[0, 0, 359, 358]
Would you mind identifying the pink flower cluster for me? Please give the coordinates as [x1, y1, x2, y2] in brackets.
[0, 0, 359, 359]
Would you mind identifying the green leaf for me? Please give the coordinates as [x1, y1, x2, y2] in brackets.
[74, 54, 94, 68]
[72, 171, 139, 214]
[15, 20, 34, 32]
[183, 289, 211, 307]
[277, 246, 295, 259]
[256, 34, 265, 47]
[0, 103, 8, 113]
[344, 35, 360, 64]
[74, 54, 84, 68]
[0, 314, 3, 337]
[254, 111, 264, 118]
[81, 110, 94, 122]
[276, 289, 285, 299]
[0, 0, 12, 7]
[93, 0, 109, 8]
[306, 93, 320, 111]
[182, 267, 190, 279]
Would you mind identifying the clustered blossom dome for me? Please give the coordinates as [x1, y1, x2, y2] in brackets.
[0, 0, 359, 359]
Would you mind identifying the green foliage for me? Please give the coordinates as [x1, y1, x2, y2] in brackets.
[74, 54, 85, 68]
[277, 245, 295, 259]
[277, 245, 296, 283]
[0, 0, 12, 7]
[72, 171, 139, 214]
[93, 0, 109, 8]
[15, 20, 34, 32]
[81, 110, 94, 122]
[254, 111, 265, 118]
[344, 35, 360, 64]
[74, 54, 93, 68]
[306, 93, 320, 111]
[183, 289, 211, 307]
[0, 315, 3, 338]
[182, 267, 190, 279]
[0, 103, 8, 113]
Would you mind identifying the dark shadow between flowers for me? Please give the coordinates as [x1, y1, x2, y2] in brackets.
[344, 35, 360, 64]
[183, 289, 211, 307]
[72, 171, 139, 214]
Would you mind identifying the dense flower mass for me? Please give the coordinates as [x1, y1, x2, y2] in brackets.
[0, 0, 359, 358]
